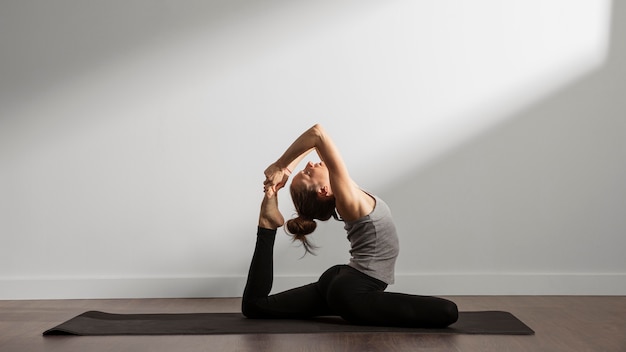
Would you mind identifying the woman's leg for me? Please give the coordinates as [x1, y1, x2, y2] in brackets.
[321, 265, 458, 328]
[360, 291, 458, 328]
[241, 195, 331, 319]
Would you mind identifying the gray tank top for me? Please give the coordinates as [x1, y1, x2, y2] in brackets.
[344, 193, 399, 284]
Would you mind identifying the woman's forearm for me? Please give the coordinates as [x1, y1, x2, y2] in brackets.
[285, 148, 314, 173]
[275, 125, 323, 170]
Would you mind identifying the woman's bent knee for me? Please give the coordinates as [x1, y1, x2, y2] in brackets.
[439, 300, 459, 327]
[241, 297, 263, 319]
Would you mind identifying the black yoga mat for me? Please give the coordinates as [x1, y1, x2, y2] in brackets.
[43, 311, 534, 336]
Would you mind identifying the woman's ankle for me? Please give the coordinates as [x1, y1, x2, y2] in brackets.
[258, 194, 284, 229]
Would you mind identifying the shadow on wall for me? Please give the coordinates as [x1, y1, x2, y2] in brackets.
[383, 1, 626, 277]
[0, 0, 260, 110]
[0, 0, 381, 115]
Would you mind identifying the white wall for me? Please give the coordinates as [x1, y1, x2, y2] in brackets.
[1, 0, 624, 299]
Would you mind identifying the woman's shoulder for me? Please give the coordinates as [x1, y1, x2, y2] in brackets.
[343, 190, 387, 223]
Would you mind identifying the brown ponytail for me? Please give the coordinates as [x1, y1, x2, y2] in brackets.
[286, 216, 317, 236]
[287, 184, 339, 255]
[286, 217, 318, 255]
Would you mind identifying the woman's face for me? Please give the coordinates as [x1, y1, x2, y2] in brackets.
[291, 161, 329, 191]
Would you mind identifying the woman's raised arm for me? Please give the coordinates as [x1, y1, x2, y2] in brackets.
[269, 124, 368, 220]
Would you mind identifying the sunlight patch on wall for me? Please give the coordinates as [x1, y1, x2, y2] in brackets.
[327, 0, 614, 188]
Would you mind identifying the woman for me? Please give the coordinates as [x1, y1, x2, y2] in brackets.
[242, 124, 458, 328]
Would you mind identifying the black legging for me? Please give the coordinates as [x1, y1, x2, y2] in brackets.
[242, 227, 459, 328]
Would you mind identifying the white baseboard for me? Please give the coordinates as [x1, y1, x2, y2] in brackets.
[1, 273, 624, 300]
[391, 273, 626, 296]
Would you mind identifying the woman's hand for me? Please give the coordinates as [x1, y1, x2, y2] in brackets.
[263, 163, 290, 196]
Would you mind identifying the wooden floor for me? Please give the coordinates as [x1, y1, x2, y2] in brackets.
[1, 296, 625, 352]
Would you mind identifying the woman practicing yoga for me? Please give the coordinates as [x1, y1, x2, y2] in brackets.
[242, 124, 458, 328]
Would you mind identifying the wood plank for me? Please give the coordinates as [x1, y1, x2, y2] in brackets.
[1, 296, 624, 352]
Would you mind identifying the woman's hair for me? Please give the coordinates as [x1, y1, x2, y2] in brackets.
[286, 183, 339, 255]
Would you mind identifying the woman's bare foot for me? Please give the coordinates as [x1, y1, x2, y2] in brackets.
[258, 191, 285, 229]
